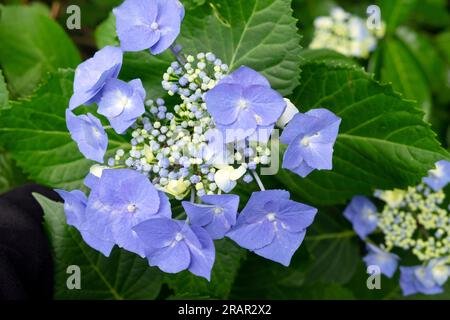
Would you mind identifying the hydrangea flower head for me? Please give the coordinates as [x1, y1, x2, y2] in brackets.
[422, 160, 450, 191]
[182, 194, 239, 239]
[400, 264, 445, 296]
[363, 243, 399, 278]
[205, 66, 286, 143]
[227, 190, 317, 266]
[134, 218, 215, 280]
[113, 0, 184, 54]
[66, 110, 108, 163]
[343, 196, 378, 239]
[280, 108, 341, 178]
[86, 168, 171, 257]
[98, 78, 146, 134]
[69, 46, 123, 110]
[55, 189, 115, 256]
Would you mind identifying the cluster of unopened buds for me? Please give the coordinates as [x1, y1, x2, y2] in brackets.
[344, 160, 450, 296]
[309, 7, 385, 59]
[57, 0, 341, 280]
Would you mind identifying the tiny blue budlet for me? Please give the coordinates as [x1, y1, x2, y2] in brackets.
[227, 190, 317, 266]
[182, 194, 239, 240]
[69, 46, 123, 110]
[363, 243, 399, 278]
[205, 66, 286, 143]
[98, 78, 146, 133]
[133, 218, 215, 280]
[422, 160, 450, 192]
[343, 196, 378, 239]
[86, 169, 171, 257]
[66, 110, 108, 163]
[55, 189, 115, 257]
[400, 261, 449, 296]
[113, 0, 184, 54]
[280, 108, 341, 177]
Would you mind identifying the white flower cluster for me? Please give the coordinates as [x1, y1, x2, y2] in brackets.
[309, 7, 385, 59]
[376, 184, 450, 261]
[106, 52, 273, 199]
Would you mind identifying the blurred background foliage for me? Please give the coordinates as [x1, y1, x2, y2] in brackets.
[0, 0, 449, 299]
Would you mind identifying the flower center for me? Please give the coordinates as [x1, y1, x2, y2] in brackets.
[238, 99, 249, 110]
[150, 22, 159, 30]
[254, 114, 262, 124]
[267, 212, 276, 222]
[175, 232, 184, 242]
[127, 204, 137, 213]
[300, 136, 310, 146]
[213, 207, 223, 215]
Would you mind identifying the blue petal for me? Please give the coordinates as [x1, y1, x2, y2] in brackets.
[220, 66, 270, 87]
[187, 226, 215, 281]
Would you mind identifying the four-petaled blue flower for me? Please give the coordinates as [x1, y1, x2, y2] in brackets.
[280, 108, 341, 177]
[69, 46, 123, 110]
[133, 218, 215, 280]
[66, 110, 108, 163]
[400, 261, 449, 296]
[86, 169, 172, 257]
[363, 243, 399, 278]
[55, 189, 115, 257]
[343, 196, 378, 239]
[98, 78, 146, 134]
[182, 194, 239, 240]
[422, 160, 450, 191]
[113, 0, 184, 54]
[227, 190, 317, 266]
[205, 66, 286, 143]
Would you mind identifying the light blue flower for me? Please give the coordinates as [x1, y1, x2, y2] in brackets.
[133, 218, 215, 280]
[227, 190, 317, 266]
[400, 264, 445, 296]
[363, 243, 399, 278]
[280, 108, 341, 178]
[422, 160, 450, 191]
[85, 169, 171, 257]
[343, 196, 378, 239]
[55, 189, 115, 256]
[182, 194, 239, 240]
[69, 46, 123, 110]
[205, 66, 286, 143]
[98, 78, 146, 134]
[66, 110, 108, 163]
[113, 0, 184, 54]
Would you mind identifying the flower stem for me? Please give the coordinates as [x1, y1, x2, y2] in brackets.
[190, 187, 196, 203]
[251, 170, 266, 191]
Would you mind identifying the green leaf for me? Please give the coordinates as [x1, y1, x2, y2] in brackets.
[165, 238, 246, 299]
[395, 27, 446, 93]
[378, 38, 432, 117]
[300, 49, 358, 67]
[278, 61, 449, 205]
[94, 13, 119, 49]
[0, 149, 26, 194]
[377, 0, 417, 34]
[0, 5, 80, 98]
[179, 0, 302, 96]
[0, 69, 129, 190]
[408, 0, 449, 29]
[35, 194, 163, 300]
[0, 70, 8, 108]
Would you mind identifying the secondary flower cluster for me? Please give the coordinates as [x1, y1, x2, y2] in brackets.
[309, 7, 385, 59]
[344, 160, 450, 296]
[56, 0, 341, 280]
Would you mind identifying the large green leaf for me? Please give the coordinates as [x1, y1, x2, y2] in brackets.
[378, 38, 432, 117]
[0, 5, 80, 97]
[0, 70, 7, 108]
[179, 0, 302, 96]
[35, 194, 163, 300]
[276, 61, 449, 205]
[0, 70, 130, 191]
[165, 238, 246, 299]
[0, 149, 26, 194]
[377, 0, 417, 34]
